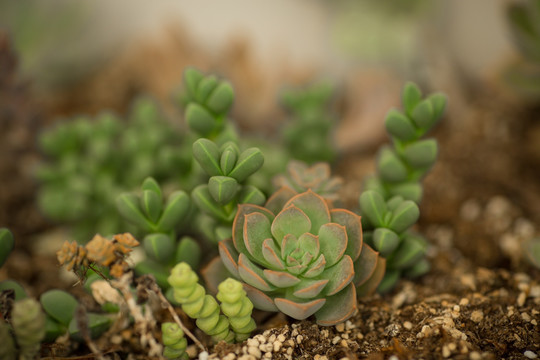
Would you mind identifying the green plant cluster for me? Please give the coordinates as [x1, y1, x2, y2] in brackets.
[37, 98, 194, 241]
[360, 82, 446, 291]
[504, 0, 540, 101]
[280, 82, 337, 164]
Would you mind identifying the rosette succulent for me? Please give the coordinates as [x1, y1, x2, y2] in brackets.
[272, 160, 343, 201]
[213, 188, 385, 326]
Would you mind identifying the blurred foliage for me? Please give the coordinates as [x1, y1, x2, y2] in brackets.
[503, 0, 540, 102]
[37, 97, 195, 241]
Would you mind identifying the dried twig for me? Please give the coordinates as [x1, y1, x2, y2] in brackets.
[75, 305, 107, 360]
[138, 275, 207, 352]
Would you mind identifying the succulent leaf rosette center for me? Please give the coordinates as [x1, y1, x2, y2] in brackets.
[217, 188, 384, 326]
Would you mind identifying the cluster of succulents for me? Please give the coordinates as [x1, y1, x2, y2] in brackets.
[280, 82, 337, 164]
[504, 0, 540, 101]
[37, 97, 194, 241]
[168, 262, 256, 343]
[360, 82, 447, 291]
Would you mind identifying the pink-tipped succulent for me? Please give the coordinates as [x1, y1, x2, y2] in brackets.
[208, 187, 385, 326]
[273, 160, 343, 201]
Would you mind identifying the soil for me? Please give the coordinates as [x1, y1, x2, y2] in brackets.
[1, 31, 539, 360]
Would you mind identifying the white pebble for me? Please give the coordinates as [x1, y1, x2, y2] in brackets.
[198, 351, 209, 360]
[524, 351, 538, 359]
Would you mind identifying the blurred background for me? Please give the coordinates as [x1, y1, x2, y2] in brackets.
[1, 0, 539, 268]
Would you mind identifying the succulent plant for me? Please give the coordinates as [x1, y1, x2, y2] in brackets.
[504, 0, 540, 101]
[168, 262, 235, 342]
[37, 97, 194, 241]
[207, 188, 385, 326]
[272, 160, 343, 201]
[191, 138, 266, 242]
[359, 190, 427, 292]
[280, 82, 337, 164]
[11, 298, 46, 359]
[364, 82, 446, 204]
[178, 68, 237, 142]
[217, 278, 256, 342]
[0, 228, 14, 268]
[162, 322, 188, 360]
[360, 82, 446, 291]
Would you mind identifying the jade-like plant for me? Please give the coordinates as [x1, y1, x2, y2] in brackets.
[280, 82, 337, 164]
[360, 82, 447, 291]
[205, 188, 385, 326]
[116, 177, 197, 287]
[168, 262, 256, 342]
[37, 97, 194, 241]
[504, 0, 540, 101]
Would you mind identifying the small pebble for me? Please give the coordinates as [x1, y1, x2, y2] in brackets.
[247, 347, 261, 359]
[442, 345, 451, 358]
[223, 354, 236, 360]
[198, 352, 209, 360]
[263, 353, 272, 359]
[469, 351, 482, 360]
[518, 292, 527, 307]
[459, 298, 470, 306]
[273, 341, 282, 352]
[522, 312, 531, 322]
[296, 335, 303, 344]
[332, 336, 341, 344]
[277, 334, 286, 342]
[403, 321, 413, 330]
[247, 339, 260, 348]
[335, 322, 345, 332]
[524, 350, 538, 359]
[470, 310, 484, 323]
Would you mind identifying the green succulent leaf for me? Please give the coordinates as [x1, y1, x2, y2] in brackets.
[428, 93, 448, 121]
[387, 200, 420, 233]
[376, 269, 401, 293]
[390, 233, 427, 269]
[44, 316, 67, 342]
[227, 148, 264, 183]
[176, 236, 202, 270]
[238, 185, 266, 206]
[184, 68, 204, 97]
[144, 233, 175, 263]
[402, 139, 438, 168]
[402, 82, 422, 116]
[207, 82, 234, 114]
[116, 193, 153, 232]
[219, 144, 239, 175]
[40, 290, 78, 327]
[359, 190, 388, 228]
[192, 138, 223, 177]
[0, 280, 27, 300]
[208, 176, 239, 205]
[404, 258, 430, 278]
[141, 189, 163, 224]
[373, 228, 400, 257]
[385, 109, 417, 142]
[388, 182, 423, 203]
[0, 228, 14, 268]
[377, 147, 408, 183]
[186, 103, 216, 136]
[411, 99, 434, 130]
[157, 191, 191, 232]
[141, 177, 162, 198]
[192, 185, 232, 223]
[197, 75, 218, 103]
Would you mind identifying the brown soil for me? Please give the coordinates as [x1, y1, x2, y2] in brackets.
[1, 30, 540, 360]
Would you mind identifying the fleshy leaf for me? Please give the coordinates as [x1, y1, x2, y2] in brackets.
[359, 190, 388, 228]
[385, 109, 417, 142]
[197, 75, 218, 102]
[0, 228, 14, 268]
[390, 233, 427, 269]
[303, 254, 326, 278]
[293, 279, 329, 299]
[238, 254, 275, 292]
[40, 290, 78, 326]
[318, 223, 348, 267]
[208, 176, 239, 205]
[284, 190, 331, 234]
[356, 256, 386, 297]
[403, 139, 438, 168]
[207, 82, 234, 114]
[219, 145, 238, 175]
[243, 283, 278, 311]
[141, 177, 162, 199]
[377, 147, 408, 183]
[243, 213, 273, 263]
[298, 233, 319, 258]
[388, 182, 423, 204]
[238, 185, 266, 206]
[387, 200, 420, 233]
[353, 244, 379, 287]
[158, 190, 190, 232]
[411, 99, 434, 130]
[116, 193, 153, 231]
[192, 139, 222, 177]
[218, 239, 240, 278]
[320, 255, 354, 296]
[402, 82, 422, 117]
[274, 297, 326, 320]
[265, 187, 297, 214]
[331, 209, 362, 261]
[144, 233, 175, 263]
[185, 103, 216, 136]
[176, 236, 201, 271]
[140, 189, 162, 224]
[315, 283, 357, 326]
[373, 228, 400, 257]
[227, 148, 264, 183]
[271, 205, 311, 242]
[192, 185, 231, 223]
[233, 204, 274, 258]
[263, 269, 301, 288]
[281, 234, 299, 259]
[262, 238, 285, 270]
